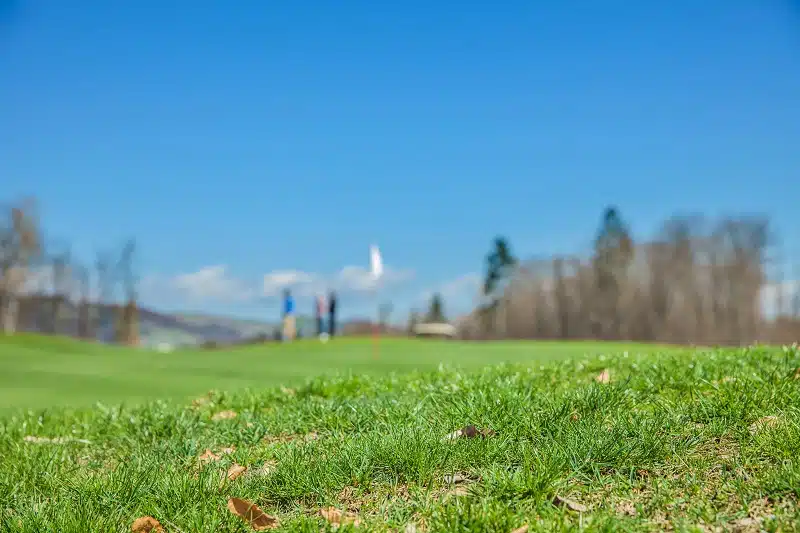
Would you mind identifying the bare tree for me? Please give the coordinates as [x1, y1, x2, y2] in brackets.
[0, 199, 41, 334]
[50, 242, 71, 335]
[456, 209, 780, 346]
[95, 250, 115, 341]
[75, 262, 92, 339]
[115, 239, 139, 345]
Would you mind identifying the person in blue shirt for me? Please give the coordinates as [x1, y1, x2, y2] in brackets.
[282, 289, 296, 342]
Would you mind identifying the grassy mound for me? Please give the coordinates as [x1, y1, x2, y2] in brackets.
[1, 346, 799, 531]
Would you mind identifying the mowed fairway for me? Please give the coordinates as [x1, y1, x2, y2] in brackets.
[0, 334, 676, 411]
[0, 340, 798, 531]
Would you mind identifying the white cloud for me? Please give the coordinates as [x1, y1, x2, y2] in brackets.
[138, 263, 415, 305]
[263, 270, 316, 297]
[335, 265, 414, 293]
[171, 265, 255, 303]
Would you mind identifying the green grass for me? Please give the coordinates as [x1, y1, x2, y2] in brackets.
[0, 334, 673, 411]
[0, 337, 798, 531]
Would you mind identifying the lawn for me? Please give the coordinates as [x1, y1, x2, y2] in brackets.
[0, 334, 675, 411]
[0, 338, 798, 531]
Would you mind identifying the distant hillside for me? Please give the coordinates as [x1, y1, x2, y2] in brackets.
[13, 294, 356, 347]
[13, 295, 281, 347]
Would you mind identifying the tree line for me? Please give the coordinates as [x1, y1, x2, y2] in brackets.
[450, 207, 799, 345]
[0, 198, 141, 344]
[4, 197, 797, 346]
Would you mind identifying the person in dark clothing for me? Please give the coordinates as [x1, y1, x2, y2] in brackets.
[327, 291, 337, 337]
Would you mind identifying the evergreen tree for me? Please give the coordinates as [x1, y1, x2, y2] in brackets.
[483, 237, 517, 298]
[426, 293, 446, 323]
[591, 206, 634, 338]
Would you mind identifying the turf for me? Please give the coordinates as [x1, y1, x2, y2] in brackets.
[0, 334, 673, 411]
[1, 341, 798, 531]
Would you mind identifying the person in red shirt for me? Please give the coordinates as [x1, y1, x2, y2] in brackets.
[315, 294, 326, 337]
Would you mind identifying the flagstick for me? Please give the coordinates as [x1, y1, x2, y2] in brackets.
[369, 244, 384, 360]
[372, 283, 380, 359]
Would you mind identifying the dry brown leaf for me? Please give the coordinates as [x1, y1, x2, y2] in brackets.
[570, 412, 580, 422]
[793, 368, 800, 380]
[615, 500, 637, 516]
[553, 495, 588, 512]
[198, 449, 221, 464]
[595, 369, 611, 384]
[197, 446, 235, 467]
[212, 410, 238, 421]
[443, 473, 469, 484]
[227, 464, 247, 481]
[319, 506, 361, 528]
[510, 526, 529, 533]
[192, 396, 211, 408]
[441, 425, 495, 442]
[131, 516, 165, 533]
[247, 461, 277, 478]
[227, 497, 279, 530]
[749, 415, 780, 434]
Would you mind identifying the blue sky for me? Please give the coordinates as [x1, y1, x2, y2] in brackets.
[2, 1, 799, 321]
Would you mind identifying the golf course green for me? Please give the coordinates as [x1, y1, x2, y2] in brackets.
[0, 333, 679, 411]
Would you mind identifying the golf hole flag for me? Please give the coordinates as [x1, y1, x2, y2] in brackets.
[370, 245, 383, 280]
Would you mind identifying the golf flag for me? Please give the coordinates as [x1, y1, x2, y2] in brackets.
[370, 244, 383, 280]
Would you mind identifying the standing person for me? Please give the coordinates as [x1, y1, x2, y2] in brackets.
[314, 293, 326, 337]
[328, 290, 337, 337]
[282, 289, 296, 342]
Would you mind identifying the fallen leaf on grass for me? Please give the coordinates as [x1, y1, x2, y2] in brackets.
[441, 425, 495, 442]
[23, 435, 91, 445]
[211, 410, 238, 421]
[615, 500, 637, 516]
[191, 396, 211, 408]
[569, 412, 580, 422]
[594, 369, 611, 384]
[246, 461, 277, 478]
[319, 506, 361, 528]
[227, 498, 279, 530]
[198, 449, 221, 464]
[793, 368, 800, 380]
[131, 516, 164, 533]
[443, 473, 471, 484]
[227, 464, 247, 481]
[553, 495, 587, 512]
[198, 446, 235, 466]
[510, 526, 529, 533]
[749, 416, 780, 434]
